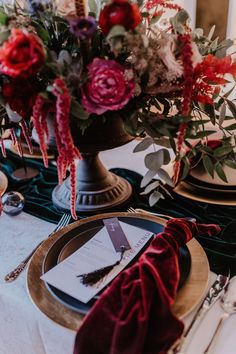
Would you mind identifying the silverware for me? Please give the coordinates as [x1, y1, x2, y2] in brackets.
[203, 277, 236, 354]
[127, 207, 196, 222]
[172, 273, 230, 354]
[127, 207, 174, 220]
[4, 213, 71, 282]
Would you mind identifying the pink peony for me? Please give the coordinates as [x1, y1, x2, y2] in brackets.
[81, 58, 135, 115]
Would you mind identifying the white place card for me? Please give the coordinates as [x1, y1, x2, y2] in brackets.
[41, 221, 154, 303]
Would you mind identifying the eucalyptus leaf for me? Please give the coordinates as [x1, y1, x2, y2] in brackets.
[216, 39, 234, 58]
[224, 160, 236, 169]
[149, 191, 162, 207]
[133, 137, 153, 153]
[88, 0, 98, 16]
[106, 25, 126, 40]
[219, 102, 226, 127]
[32, 21, 50, 43]
[202, 103, 216, 125]
[194, 28, 203, 38]
[226, 99, 236, 118]
[214, 145, 233, 157]
[209, 37, 219, 52]
[170, 9, 189, 34]
[215, 163, 228, 183]
[207, 25, 215, 41]
[163, 149, 171, 165]
[141, 180, 160, 195]
[154, 137, 171, 148]
[70, 100, 89, 120]
[5, 104, 22, 123]
[203, 155, 214, 178]
[223, 85, 235, 99]
[169, 137, 177, 154]
[140, 169, 156, 188]
[144, 150, 164, 171]
[39, 92, 49, 100]
[57, 50, 72, 67]
[181, 161, 190, 180]
[224, 123, 236, 130]
[157, 168, 174, 187]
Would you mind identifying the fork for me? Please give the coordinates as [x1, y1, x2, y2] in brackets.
[4, 213, 71, 282]
[127, 207, 174, 220]
[127, 207, 196, 223]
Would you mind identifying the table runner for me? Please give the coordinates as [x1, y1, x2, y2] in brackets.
[1, 150, 236, 275]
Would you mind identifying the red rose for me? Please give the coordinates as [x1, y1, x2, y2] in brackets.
[0, 29, 45, 78]
[99, 0, 141, 36]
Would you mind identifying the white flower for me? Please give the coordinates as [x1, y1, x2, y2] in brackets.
[157, 36, 183, 80]
[55, 0, 77, 17]
[191, 42, 202, 67]
[124, 69, 134, 81]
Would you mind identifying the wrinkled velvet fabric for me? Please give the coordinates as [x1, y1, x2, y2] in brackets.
[74, 219, 220, 354]
[1, 151, 235, 275]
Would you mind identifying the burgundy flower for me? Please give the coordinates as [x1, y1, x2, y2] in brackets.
[2, 78, 40, 118]
[206, 139, 222, 150]
[0, 29, 45, 79]
[70, 16, 97, 40]
[81, 58, 135, 115]
[99, 0, 141, 36]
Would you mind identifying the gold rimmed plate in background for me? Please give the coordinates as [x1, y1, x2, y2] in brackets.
[189, 161, 236, 188]
[185, 175, 236, 194]
[0, 171, 8, 196]
[27, 212, 209, 330]
[174, 181, 236, 206]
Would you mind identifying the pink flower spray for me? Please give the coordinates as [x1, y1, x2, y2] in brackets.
[52, 78, 82, 220]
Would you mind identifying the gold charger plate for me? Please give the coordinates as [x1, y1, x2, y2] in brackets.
[27, 212, 209, 330]
[190, 161, 236, 187]
[0, 171, 8, 196]
[175, 181, 236, 206]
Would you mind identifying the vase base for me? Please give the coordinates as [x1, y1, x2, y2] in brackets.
[52, 172, 133, 213]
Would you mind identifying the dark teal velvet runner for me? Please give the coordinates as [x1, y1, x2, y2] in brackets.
[1, 150, 236, 275]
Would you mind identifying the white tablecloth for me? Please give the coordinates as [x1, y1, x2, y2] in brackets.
[1, 141, 236, 354]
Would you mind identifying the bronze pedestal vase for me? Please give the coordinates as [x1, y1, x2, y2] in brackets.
[52, 115, 133, 213]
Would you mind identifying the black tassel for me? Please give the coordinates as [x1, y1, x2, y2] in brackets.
[77, 246, 126, 286]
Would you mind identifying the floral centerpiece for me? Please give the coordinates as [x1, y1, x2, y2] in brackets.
[0, 0, 236, 218]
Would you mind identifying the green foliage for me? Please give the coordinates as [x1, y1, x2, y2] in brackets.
[149, 191, 163, 207]
[215, 162, 228, 182]
[203, 155, 214, 178]
[70, 100, 89, 120]
[106, 25, 126, 40]
[133, 137, 153, 153]
[0, 11, 8, 25]
[170, 10, 189, 34]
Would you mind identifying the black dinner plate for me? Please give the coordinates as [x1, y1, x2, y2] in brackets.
[185, 175, 236, 194]
[42, 216, 191, 314]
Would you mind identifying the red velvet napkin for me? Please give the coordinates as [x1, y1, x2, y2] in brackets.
[74, 219, 220, 354]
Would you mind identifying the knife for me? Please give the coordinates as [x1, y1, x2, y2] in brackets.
[172, 273, 230, 354]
